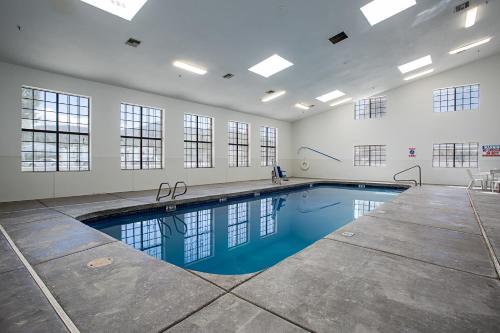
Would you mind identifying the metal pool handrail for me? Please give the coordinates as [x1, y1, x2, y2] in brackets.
[156, 182, 172, 202]
[172, 181, 188, 199]
[393, 165, 422, 186]
[297, 146, 342, 162]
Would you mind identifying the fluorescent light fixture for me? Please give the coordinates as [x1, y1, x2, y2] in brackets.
[330, 98, 352, 107]
[295, 103, 310, 110]
[80, 0, 148, 21]
[398, 55, 432, 74]
[403, 68, 434, 81]
[173, 61, 207, 75]
[315, 90, 345, 103]
[465, 7, 477, 28]
[360, 0, 416, 26]
[248, 54, 293, 78]
[261, 90, 286, 103]
[449, 37, 492, 55]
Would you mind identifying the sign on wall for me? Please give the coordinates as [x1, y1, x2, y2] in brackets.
[482, 145, 500, 157]
[408, 147, 416, 158]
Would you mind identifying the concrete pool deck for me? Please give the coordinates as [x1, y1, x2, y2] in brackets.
[0, 179, 499, 332]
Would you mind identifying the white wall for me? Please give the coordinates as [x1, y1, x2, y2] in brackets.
[292, 53, 500, 186]
[0, 61, 293, 202]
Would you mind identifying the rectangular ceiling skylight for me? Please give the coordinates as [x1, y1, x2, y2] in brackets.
[315, 90, 345, 103]
[80, 0, 148, 21]
[398, 55, 432, 74]
[173, 61, 207, 75]
[465, 7, 477, 28]
[248, 54, 293, 78]
[361, 0, 416, 26]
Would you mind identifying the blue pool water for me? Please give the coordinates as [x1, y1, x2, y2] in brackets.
[92, 184, 402, 275]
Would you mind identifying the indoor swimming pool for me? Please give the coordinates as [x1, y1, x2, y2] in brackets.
[92, 184, 403, 275]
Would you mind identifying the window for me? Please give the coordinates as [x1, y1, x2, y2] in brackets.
[228, 203, 249, 248]
[228, 121, 249, 167]
[21, 87, 89, 172]
[260, 126, 277, 166]
[260, 198, 277, 237]
[353, 200, 383, 219]
[184, 114, 213, 168]
[354, 96, 386, 120]
[184, 209, 213, 264]
[120, 103, 162, 170]
[354, 145, 386, 167]
[432, 143, 479, 168]
[433, 84, 479, 112]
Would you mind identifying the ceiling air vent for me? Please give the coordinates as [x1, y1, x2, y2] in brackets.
[223, 73, 234, 79]
[125, 38, 141, 48]
[265, 90, 275, 94]
[329, 31, 348, 45]
[455, 1, 470, 13]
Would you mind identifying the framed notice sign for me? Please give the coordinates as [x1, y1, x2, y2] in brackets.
[482, 145, 500, 157]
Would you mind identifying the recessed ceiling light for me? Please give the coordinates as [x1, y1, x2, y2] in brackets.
[404, 68, 434, 81]
[173, 61, 207, 75]
[315, 90, 345, 103]
[398, 55, 432, 74]
[248, 54, 293, 78]
[360, 0, 416, 26]
[330, 98, 352, 107]
[295, 103, 311, 110]
[465, 7, 477, 28]
[261, 90, 286, 103]
[80, 0, 148, 21]
[449, 37, 492, 55]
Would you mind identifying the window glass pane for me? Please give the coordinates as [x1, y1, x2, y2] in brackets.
[260, 126, 277, 166]
[184, 114, 213, 168]
[433, 84, 479, 112]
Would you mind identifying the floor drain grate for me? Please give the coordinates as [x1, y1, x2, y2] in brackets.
[87, 257, 113, 268]
[341, 232, 355, 237]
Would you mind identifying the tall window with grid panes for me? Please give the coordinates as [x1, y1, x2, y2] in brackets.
[353, 145, 386, 167]
[260, 126, 277, 166]
[228, 121, 249, 167]
[120, 103, 162, 170]
[354, 96, 386, 120]
[184, 114, 213, 168]
[21, 87, 90, 172]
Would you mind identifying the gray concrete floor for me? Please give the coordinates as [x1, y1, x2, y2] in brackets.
[0, 179, 499, 333]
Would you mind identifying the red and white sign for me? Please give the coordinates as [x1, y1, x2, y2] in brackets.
[408, 147, 416, 158]
[482, 145, 500, 157]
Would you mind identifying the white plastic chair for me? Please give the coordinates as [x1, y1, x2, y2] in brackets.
[466, 169, 485, 190]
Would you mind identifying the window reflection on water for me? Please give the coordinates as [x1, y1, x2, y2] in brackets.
[228, 203, 249, 248]
[353, 199, 383, 219]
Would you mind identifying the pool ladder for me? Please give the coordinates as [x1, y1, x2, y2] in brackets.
[393, 165, 422, 186]
[156, 181, 188, 202]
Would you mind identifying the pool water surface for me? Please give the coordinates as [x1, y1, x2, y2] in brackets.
[92, 185, 402, 275]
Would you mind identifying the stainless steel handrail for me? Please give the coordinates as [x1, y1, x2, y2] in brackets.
[172, 181, 188, 199]
[393, 165, 422, 186]
[297, 146, 342, 162]
[156, 182, 172, 202]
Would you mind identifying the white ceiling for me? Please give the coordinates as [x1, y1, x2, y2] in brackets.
[0, 0, 499, 121]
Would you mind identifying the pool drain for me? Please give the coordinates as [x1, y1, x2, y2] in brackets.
[341, 231, 355, 237]
[87, 257, 113, 268]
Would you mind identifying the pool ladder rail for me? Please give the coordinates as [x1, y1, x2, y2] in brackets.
[156, 181, 188, 202]
[393, 165, 422, 186]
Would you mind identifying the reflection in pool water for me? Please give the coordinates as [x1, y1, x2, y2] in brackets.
[93, 185, 400, 275]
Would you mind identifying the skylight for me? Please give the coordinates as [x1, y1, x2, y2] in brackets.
[315, 90, 345, 103]
[398, 55, 432, 74]
[465, 7, 477, 28]
[248, 55, 294, 78]
[449, 37, 492, 55]
[360, 0, 416, 26]
[173, 61, 207, 75]
[80, 0, 148, 21]
[403, 68, 434, 81]
[261, 91, 286, 103]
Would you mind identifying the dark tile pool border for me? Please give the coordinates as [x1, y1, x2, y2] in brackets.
[79, 180, 409, 224]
